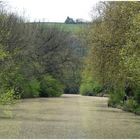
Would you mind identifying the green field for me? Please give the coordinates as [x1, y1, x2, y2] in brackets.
[39, 22, 88, 33]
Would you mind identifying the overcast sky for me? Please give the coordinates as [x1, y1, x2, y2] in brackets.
[5, 0, 99, 22]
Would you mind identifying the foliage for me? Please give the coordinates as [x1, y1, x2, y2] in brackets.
[39, 75, 64, 97]
[0, 89, 19, 105]
[134, 86, 140, 104]
[82, 1, 140, 113]
[108, 91, 125, 107]
[0, 2, 85, 103]
[80, 75, 102, 96]
[123, 99, 138, 112]
[80, 51, 103, 96]
[21, 79, 40, 98]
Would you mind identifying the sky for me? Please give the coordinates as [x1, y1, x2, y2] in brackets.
[5, 0, 99, 22]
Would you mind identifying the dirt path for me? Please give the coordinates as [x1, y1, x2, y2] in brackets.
[0, 94, 140, 138]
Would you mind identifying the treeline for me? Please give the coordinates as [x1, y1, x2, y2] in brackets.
[80, 2, 140, 114]
[65, 16, 87, 24]
[0, 2, 84, 104]
[1, 1, 139, 114]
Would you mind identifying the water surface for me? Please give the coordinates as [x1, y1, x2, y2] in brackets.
[0, 94, 139, 138]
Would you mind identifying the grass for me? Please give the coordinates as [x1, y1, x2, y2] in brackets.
[0, 94, 140, 138]
[35, 22, 88, 33]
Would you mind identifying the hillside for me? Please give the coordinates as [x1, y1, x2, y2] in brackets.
[37, 22, 88, 33]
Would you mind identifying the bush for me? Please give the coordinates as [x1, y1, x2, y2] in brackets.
[39, 74, 63, 97]
[0, 89, 20, 105]
[108, 90, 125, 107]
[123, 99, 138, 112]
[80, 83, 94, 96]
[21, 78, 40, 98]
[135, 107, 140, 115]
[80, 81, 102, 96]
[134, 86, 140, 104]
[12, 73, 40, 98]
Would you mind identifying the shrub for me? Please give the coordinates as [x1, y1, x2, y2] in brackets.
[108, 90, 125, 107]
[39, 74, 63, 97]
[0, 89, 20, 105]
[21, 78, 40, 98]
[134, 86, 140, 104]
[80, 83, 94, 96]
[135, 107, 140, 115]
[123, 99, 138, 112]
[80, 81, 102, 96]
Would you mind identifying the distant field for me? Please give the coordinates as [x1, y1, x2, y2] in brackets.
[39, 22, 88, 33]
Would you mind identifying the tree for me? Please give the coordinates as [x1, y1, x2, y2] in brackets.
[81, 2, 140, 112]
[65, 16, 75, 24]
[0, 3, 85, 101]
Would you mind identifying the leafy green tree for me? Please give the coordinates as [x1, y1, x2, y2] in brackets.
[82, 2, 140, 113]
[40, 74, 64, 97]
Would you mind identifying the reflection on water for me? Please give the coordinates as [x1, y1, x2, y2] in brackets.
[0, 105, 14, 119]
[0, 94, 140, 139]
